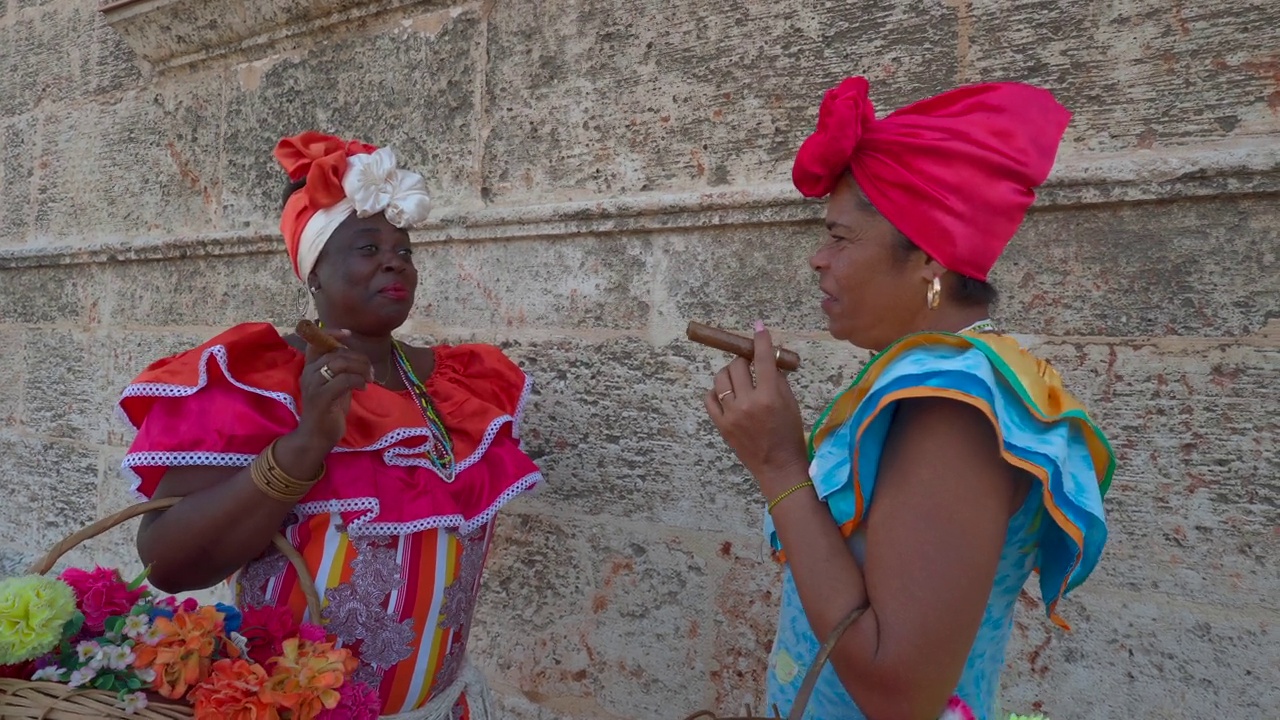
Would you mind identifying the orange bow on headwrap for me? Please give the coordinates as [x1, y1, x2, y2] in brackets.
[792, 77, 1072, 281]
[274, 131, 379, 280]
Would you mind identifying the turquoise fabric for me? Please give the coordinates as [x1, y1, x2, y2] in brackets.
[762, 343, 1109, 718]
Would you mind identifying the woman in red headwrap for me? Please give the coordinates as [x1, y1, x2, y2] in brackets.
[703, 79, 1115, 720]
[118, 131, 542, 718]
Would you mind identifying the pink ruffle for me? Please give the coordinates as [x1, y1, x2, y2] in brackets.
[121, 354, 541, 536]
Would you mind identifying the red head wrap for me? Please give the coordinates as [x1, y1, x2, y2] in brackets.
[792, 77, 1072, 281]
[274, 131, 379, 279]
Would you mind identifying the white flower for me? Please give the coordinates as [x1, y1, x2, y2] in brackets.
[140, 625, 165, 646]
[122, 614, 150, 639]
[67, 667, 96, 688]
[382, 170, 432, 229]
[228, 631, 250, 654]
[343, 147, 432, 229]
[120, 692, 148, 715]
[135, 667, 156, 684]
[75, 641, 102, 663]
[101, 644, 135, 671]
[344, 147, 401, 217]
[31, 666, 64, 682]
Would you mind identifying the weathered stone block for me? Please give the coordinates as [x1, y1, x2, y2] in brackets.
[106, 328, 229, 445]
[472, 511, 769, 719]
[0, 326, 25, 428]
[0, 433, 101, 553]
[0, 1, 97, 118]
[482, 0, 959, 203]
[0, 262, 111, 325]
[221, 7, 481, 227]
[965, 0, 1280, 151]
[1001, 590, 1278, 717]
[998, 196, 1280, 337]
[32, 75, 226, 241]
[23, 327, 115, 444]
[412, 234, 653, 332]
[87, 10, 146, 96]
[102, 252, 299, 328]
[0, 118, 36, 247]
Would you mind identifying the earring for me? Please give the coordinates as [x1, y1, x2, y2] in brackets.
[295, 285, 312, 317]
[926, 276, 942, 310]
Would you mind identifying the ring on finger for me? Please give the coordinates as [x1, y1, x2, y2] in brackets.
[717, 389, 734, 402]
[319, 364, 336, 382]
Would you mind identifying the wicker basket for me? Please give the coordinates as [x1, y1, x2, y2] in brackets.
[0, 496, 323, 720]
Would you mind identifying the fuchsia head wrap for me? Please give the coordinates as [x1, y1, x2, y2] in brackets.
[792, 77, 1072, 281]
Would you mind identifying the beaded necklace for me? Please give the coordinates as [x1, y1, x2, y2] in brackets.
[392, 341, 456, 482]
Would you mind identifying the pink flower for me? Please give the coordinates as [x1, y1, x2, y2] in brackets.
[58, 567, 145, 632]
[238, 606, 298, 667]
[297, 624, 327, 643]
[940, 696, 977, 720]
[315, 681, 380, 720]
[154, 596, 199, 613]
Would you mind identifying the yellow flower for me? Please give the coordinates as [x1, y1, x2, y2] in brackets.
[0, 575, 78, 664]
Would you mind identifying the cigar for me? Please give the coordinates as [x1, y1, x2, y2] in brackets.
[295, 319, 346, 354]
[686, 321, 801, 372]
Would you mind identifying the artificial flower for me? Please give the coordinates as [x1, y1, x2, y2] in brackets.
[76, 640, 102, 664]
[316, 681, 380, 720]
[190, 658, 278, 720]
[101, 644, 136, 670]
[0, 575, 78, 664]
[120, 691, 149, 715]
[940, 696, 976, 720]
[297, 623, 327, 643]
[30, 665, 63, 681]
[262, 638, 357, 717]
[67, 666, 96, 688]
[215, 603, 244, 633]
[58, 567, 145, 633]
[149, 596, 198, 620]
[133, 605, 226, 699]
[238, 605, 297, 667]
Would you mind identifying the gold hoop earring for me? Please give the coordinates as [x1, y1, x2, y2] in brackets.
[926, 276, 942, 310]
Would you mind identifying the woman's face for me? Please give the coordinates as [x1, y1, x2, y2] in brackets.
[309, 213, 418, 336]
[810, 174, 934, 351]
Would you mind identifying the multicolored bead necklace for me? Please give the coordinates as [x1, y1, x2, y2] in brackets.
[392, 341, 456, 482]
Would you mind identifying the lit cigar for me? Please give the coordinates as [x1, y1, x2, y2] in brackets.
[295, 319, 346, 354]
[686, 321, 801, 372]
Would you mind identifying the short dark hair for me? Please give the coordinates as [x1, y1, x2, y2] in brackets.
[892, 232, 999, 307]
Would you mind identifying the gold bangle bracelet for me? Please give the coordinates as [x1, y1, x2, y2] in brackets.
[250, 440, 325, 503]
[767, 480, 815, 513]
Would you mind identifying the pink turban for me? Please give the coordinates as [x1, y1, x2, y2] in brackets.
[792, 77, 1071, 281]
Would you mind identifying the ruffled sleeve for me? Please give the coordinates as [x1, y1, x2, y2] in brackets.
[767, 333, 1114, 624]
[117, 324, 542, 536]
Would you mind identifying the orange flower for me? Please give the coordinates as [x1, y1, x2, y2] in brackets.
[190, 659, 279, 720]
[134, 606, 227, 699]
[262, 639, 358, 720]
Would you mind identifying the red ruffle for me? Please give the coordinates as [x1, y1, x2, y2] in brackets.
[118, 323, 541, 535]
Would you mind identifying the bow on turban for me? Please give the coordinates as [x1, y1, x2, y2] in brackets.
[275, 131, 433, 282]
[792, 77, 1071, 281]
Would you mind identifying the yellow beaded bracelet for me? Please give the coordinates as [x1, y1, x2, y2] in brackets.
[767, 480, 815, 513]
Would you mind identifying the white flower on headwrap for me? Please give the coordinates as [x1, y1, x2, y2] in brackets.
[342, 147, 432, 229]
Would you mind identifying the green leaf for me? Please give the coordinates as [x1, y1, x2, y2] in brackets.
[104, 616, 125, 636]
[126, 566, 152, 592]
[126, 676, 142, 691]
[93, 674, 114, 690]
[61, 612, 85, 641]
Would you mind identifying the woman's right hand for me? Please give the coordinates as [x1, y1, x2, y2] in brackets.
[296, 328, 373, 451]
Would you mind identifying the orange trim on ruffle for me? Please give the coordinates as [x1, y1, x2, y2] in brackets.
[119, 323, 526, 459]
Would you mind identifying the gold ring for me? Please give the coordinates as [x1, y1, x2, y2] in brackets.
[717, 390, 734, 402]
[319, 365, 336, 382]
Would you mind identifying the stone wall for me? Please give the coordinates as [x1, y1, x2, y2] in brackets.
[1, 0, 1277, 717]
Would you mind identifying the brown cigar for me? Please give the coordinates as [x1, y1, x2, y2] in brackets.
[295, 319, 346, 354]
[686, 321, 801, 372]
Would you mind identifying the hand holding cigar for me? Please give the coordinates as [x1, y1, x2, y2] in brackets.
[686, 321, 801, 372]
[296, 319, 346, 354]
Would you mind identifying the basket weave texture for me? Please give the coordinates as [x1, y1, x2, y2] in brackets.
[0, 496, 321, 720]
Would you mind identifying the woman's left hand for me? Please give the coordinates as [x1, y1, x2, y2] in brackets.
[703, 322, 809, 487]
